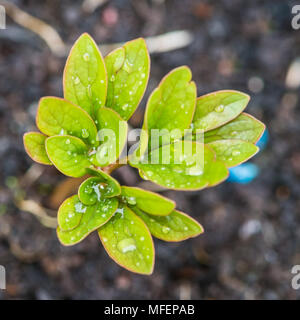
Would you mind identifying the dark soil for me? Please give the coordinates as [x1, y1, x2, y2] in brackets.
[0, 0, 300, 299]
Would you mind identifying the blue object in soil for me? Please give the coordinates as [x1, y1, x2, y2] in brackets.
[227, 163, 260, 184]
[256, 128, 268, 151]
[227, 128, 268, 184]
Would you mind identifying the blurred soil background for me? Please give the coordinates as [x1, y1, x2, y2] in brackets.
[0, 0, 300, 299]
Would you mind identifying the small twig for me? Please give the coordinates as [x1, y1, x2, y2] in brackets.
[17, 199, 57, 229]
[2, 1, 193, 56]
[101, 160, 127, 175]
[100, 30, 194, 56]
[82, 0, 109, 13]
[49, 176, 87, 209]
[20, 163, 45, 188]
[1, 0, 66, 57]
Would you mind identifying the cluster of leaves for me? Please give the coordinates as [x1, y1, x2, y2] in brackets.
[23, 34, 265, 274]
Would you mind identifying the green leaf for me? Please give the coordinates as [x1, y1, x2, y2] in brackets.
[207, 139, 259, 167]
[37, 97, 98, 146]
[105, 38, 150, 120]
[144, 66, 196, 144]
[86, 167, 121, 197]
[192, 90, 250, 132]
[121, 186, 175, 216]
[63, 33, 107, 118]
[204, 113, 265, 144]
[132, 141, 228, 190]
[46, 135, 90, 177]
[78, 177, 109, 205]
[57, 196, 118, 246]
[93, 107, 128, 166]
[132, 207, 203, 241]
[57, 195, 84, 231]
[98, 204, 154, 275]
[23, 132, 52, 165]
[79, 175, 121, 205]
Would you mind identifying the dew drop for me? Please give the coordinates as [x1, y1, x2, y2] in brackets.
[110, 75, 115, 82]
[85, 186, 93, 194]
[81, 128, 89, 138]
[215, 104, 224, 113]
[162, 226, 170, 234]
[83, 53, 90, 61]
[231, 131, 238, 136]
[87, 84, 92, 98]
[92, 184, 101, 201]
[127, 196, 136, 205]
[74, 77, 80, 85]
[145, 170, 153, 177]
[117, 238, 136, 253]
[99, 183, 106, 190]
[75, 202, 86, 213]
[187, 167, 203, 176]
[232, 150, 240, 156]
[174, 168, 183, 174]
[65, 139, 70, 145]
[123, 59, 132, 73]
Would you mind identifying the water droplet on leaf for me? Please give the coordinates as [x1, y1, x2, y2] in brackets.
[74, 77, 80, 85]
[81, 128, 89, 138]
[123, 59, 132, 73]
[215, 104, 224, 113]
[162, 226, 170, 234]
[187, 167, 203, 176]
[232, 150, 241, 156]
[117, 238, 136, 253]
[83, 53, 90, 61]
[126, 197, 136, 205]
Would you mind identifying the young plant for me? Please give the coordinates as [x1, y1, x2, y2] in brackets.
[23, 33, 265, 275]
